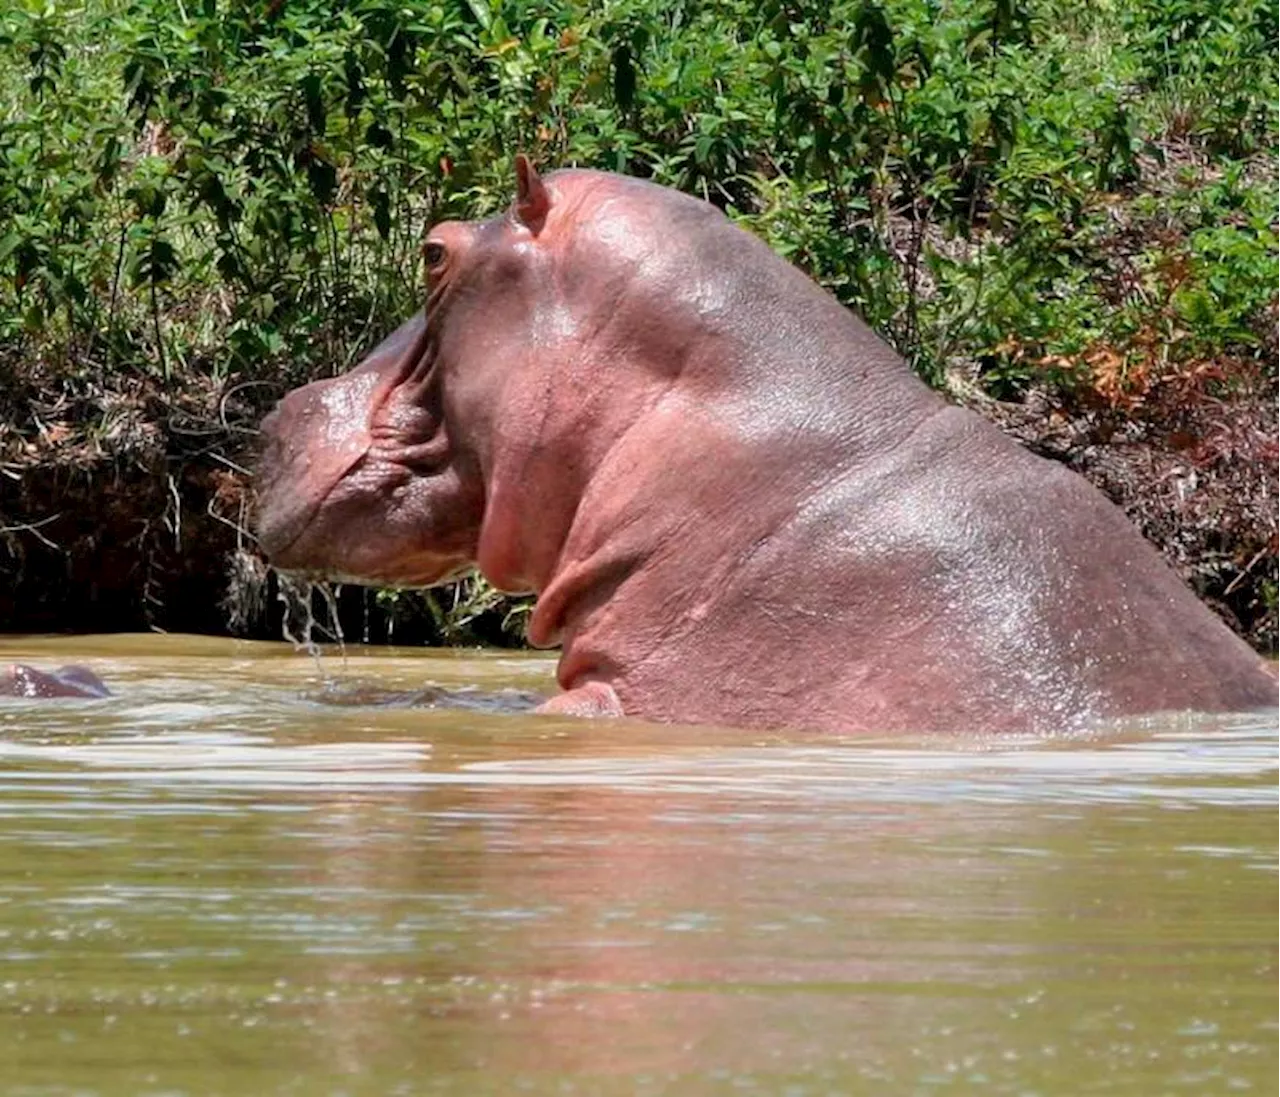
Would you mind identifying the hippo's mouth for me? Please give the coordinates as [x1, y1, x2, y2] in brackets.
[274, 559, 475, 590]
[256, 463, 477, 591]
[253, 451, 369, 569]
[253, 490, 320, 566]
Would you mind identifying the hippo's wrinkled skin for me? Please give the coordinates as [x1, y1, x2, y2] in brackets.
[1, 664, 111, 699]
[256, 159, 1275, 734]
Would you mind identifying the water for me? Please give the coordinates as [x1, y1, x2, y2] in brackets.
[0, 634, 1275, 1095]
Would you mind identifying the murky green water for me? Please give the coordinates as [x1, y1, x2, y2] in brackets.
[0, 634, 1275, 1095]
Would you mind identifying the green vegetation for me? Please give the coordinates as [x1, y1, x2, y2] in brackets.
[0, 0, 1275, 648]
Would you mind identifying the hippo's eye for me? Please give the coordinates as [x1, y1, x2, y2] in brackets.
[424, 241, 447, 269]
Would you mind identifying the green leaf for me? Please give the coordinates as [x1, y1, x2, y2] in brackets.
[464, 0, 491, 33]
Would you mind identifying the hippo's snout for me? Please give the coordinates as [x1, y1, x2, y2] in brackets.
[255, 374, 380, 566]
[252, 332, 483, 590]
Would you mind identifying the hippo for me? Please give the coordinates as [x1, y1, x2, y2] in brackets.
[1, 664, 111, 699]
[255, 158, 1275, 735]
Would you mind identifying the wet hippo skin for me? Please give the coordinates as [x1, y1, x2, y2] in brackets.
[1, 664, 111, 699]
[255, 159, 1276, 735]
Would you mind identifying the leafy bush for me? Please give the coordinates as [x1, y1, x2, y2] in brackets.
[2, 0, 1274, 386]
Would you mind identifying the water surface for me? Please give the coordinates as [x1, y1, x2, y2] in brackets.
[0, 634, 1275, 1095]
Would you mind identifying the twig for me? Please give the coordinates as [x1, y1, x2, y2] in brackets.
[151, 280, 167, 380]
[219, 378, 276, 434]
[1223, 546, 1270, 597]
[206, 496, 260, 548]
[166, 474, 182, 550]
[0, 514, 62, 551]
[208, 450, 252, 477]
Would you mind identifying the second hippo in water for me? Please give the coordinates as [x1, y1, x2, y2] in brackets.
[255, 159, 1275, 735]
[1, 664, 112, 699]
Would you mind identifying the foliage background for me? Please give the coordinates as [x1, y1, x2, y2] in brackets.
[0, 0, 1276, 648]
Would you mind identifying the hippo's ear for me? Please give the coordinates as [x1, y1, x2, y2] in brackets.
[514, 154, 550, 235]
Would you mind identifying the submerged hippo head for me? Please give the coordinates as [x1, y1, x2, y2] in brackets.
[1, 664, 111, 699]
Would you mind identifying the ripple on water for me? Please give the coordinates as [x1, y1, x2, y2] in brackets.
[0, 686, 1273, 809]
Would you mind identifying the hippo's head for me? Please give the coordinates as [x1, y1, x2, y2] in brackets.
[255, 304, 478, 587]
[256, 158, 723, 593]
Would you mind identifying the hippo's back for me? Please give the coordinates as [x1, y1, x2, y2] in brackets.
[629, 403, 1276, 734]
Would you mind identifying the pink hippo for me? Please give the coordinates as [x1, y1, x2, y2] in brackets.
[255, 160, 1275, 734]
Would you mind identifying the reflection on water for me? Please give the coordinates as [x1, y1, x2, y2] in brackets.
[0, 634, 1275, 1095]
